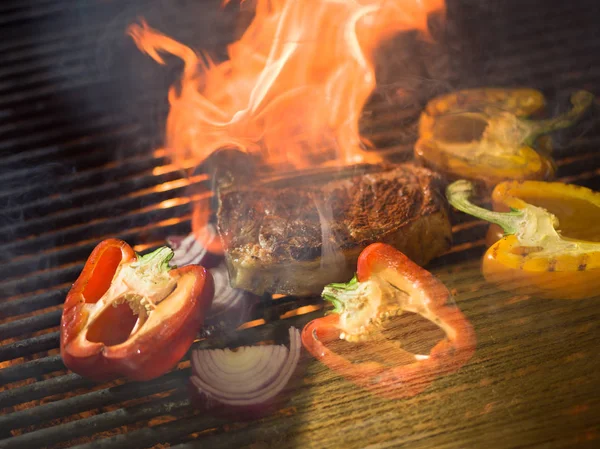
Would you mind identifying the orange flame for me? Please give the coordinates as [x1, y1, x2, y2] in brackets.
[128, 0, 445, 170]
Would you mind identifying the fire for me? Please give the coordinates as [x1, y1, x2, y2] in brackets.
[128, 0, 445, 170]
[129, 0, 444, 251]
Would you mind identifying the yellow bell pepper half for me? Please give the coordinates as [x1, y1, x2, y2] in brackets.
[416, 89, 594, 189]
[446, 180, 600, 300]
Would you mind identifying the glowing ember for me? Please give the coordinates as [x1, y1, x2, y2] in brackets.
[128, 0, 445, 170]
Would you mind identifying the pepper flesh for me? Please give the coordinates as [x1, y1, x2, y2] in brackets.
[60, 239, 215, 382]
[415, 89, 594, 188]
[301, 243, 476, 399]
[447, 180, 600, 300]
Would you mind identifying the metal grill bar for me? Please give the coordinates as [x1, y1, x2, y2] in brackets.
[1, 210, 192, 273]
[0, 374, 94, 409]
[0, 2, 91, 27]
[0, 332, 59, 362]
[0, 372, 186, 435]
[491, 46, 600, 80]
[0, 127, 142, 167]
[0, 154, 166, 214]
[0, 396, 192, 449]
[68, 417, 216, 449]
[0, 30, 98, 62]
[0, 116, 140, 155]
[0, 288, 67, 317]
[0, 127, 145, 183]
[0, 169, 199, 243]
[0, 76, 116, 107]
[0, 310, 62, 342]
[0, 354, 64, 385]
[0, 34, 102, 63]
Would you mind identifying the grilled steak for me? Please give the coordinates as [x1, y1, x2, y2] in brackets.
[216, 163, 452, 296]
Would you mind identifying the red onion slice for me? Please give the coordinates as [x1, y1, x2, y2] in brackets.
[166, 225, 222, 268]
[206, 263, 257, 328]
[167, 228, 256, 329]
[190, 327, 301, 408]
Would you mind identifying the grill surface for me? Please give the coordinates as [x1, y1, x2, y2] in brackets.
[1, 0, 600, 448]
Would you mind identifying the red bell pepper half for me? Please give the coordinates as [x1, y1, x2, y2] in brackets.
[60, 239, 214, 382]
[301, 243, 476, 399]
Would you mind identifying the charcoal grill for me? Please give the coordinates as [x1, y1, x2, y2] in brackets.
[1, 0, 600, 448]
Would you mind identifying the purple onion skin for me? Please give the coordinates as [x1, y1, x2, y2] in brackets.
[170, 252, 222, 271]
[187, 380, 283, 420]
[165, 235, 185, 247]
[193, 252, 223, 270]
[204, 263, 259, 329]
[187, 354, 308, 420]
[166, 232, 223, 270]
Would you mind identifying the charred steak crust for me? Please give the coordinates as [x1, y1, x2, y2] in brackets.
[217, 163, 452, 296]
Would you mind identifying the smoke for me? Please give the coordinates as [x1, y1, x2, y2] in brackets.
[29, 0, 240, 165]
[314, 195, 348, 281]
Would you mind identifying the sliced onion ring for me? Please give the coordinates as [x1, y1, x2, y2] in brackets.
[190, 327, 301, 409]
[206, 263, 258, 327]
[167, 229, 255, 330]
[166, 225, 222, 269]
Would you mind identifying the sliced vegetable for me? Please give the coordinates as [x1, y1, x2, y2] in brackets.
[206, 263, 258, 328]
[302, 243, 476, 399]
[190, 327, 301, 412]
[61, 240, 214, 382]
[415, 89, 594, 188]
[486, 180, 600, 246]
[447, 179, 600, 300]
[167, 224, 222, 269]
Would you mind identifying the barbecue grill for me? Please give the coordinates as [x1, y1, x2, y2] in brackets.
[1, 0, 600, 448]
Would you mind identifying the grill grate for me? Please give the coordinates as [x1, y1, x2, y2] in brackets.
[2, 0, 600, 448]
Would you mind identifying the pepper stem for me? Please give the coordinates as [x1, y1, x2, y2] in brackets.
[322, 275, 360, 314]
[446, 180, 524, 235]
[524, 90, 594, 143]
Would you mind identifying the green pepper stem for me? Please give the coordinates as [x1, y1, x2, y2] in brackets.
[445, 180, 524, 235]
[524, 90, 594, 143]
[322, 275, 360, 314]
